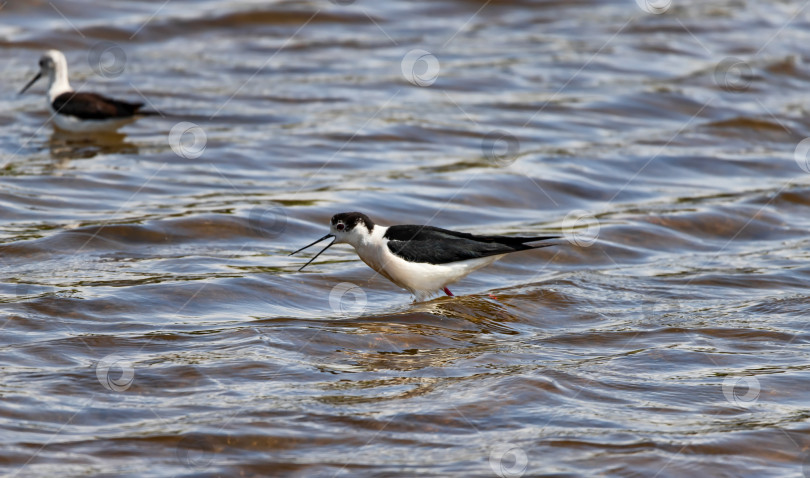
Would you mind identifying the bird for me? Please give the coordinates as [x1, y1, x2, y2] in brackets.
[290, 212, 559, 301]
[18, 49, 156, 132]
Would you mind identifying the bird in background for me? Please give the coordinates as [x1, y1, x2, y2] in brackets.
[19, 49, 157, 132]
[290, 212, 559, 301]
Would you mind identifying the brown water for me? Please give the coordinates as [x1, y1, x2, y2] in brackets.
[2, 0, 810, 476]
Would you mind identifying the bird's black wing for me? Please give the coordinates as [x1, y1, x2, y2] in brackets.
[384, 224, 557, 265]
[52, 92, 144, 120]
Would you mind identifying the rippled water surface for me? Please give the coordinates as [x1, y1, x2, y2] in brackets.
[3, 0, 810, 476]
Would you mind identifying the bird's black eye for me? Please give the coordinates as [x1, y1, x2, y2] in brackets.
[38, 60, 44, 67]
[336, 223, 345, 231]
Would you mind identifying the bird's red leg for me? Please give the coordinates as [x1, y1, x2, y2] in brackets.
[443, 287, 454, 297]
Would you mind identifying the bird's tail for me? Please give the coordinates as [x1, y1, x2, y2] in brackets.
[136, 110, 163, 117]
[478, 234, 560, 248]
[521, 235, 561, 251]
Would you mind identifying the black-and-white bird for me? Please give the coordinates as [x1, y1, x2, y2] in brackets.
[290, 212, 559, 301]
[19, 49, 155, 132]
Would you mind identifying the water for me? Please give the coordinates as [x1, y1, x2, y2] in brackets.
[2, 0, 810, 476]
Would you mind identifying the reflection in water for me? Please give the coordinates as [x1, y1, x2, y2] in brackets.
[47, 129, 138, 162]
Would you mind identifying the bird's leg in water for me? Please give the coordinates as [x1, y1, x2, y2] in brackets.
[443, 287, 454, 297]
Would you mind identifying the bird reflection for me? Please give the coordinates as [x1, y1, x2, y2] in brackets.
[47, 129, 138, 163]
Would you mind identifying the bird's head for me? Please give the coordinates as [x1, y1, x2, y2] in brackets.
[329, 212, 375, 246]
[289, 212, 376, 271]
[19, 50, 67, 95]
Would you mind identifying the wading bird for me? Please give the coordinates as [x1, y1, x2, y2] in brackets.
[19, 49, 156, 132]
[291, 212, 558, 301]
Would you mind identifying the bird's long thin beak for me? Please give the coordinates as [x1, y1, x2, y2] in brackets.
[290, 233, 335, 271]
[19, 71, 42, 95]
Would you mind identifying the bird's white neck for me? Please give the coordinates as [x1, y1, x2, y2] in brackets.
[46, 58, 72, 103]
[350, 225, 389, 259]
[346, 224, 391, 278]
